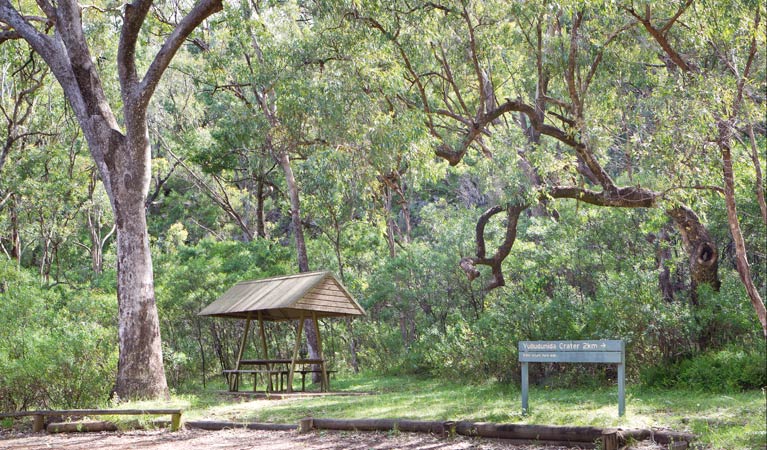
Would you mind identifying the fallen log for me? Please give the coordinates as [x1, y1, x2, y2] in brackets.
[307, 418, 694, 448]
[47, 421, 118, 433]
[185, 420, 295, 431]
[454, 421, 603, 442]
[312, 418, 447, 435]
[620, 428, 696, 447]
[1, 408, 182, 432]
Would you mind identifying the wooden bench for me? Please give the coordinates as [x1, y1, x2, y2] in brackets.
[223, 369, 289, 392]
[296, 369, 338, 392]
[223, 369, 338, 392]
[0, 409, 183, 432]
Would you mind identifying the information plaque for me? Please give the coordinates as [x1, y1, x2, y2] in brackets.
[518, 340, 625, 416]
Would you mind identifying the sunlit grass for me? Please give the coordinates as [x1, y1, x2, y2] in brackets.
[152, 373, 765, 449]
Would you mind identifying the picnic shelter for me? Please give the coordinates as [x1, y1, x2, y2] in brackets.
[198, 271, 365, 393]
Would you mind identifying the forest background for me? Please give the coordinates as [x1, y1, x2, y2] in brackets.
[0, 0, 765, 410]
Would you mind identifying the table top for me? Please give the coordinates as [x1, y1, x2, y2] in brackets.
[239, 358, 324, 365]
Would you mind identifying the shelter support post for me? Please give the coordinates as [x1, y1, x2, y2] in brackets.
[288, 312, 305, 393]
[312, 312, 329, 392]
[231, 313, 252, 391]
[257, 311, 273, 392]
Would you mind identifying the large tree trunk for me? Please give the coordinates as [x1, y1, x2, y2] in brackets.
[382, 185, 397, 258]
[255, 177, 267, 238]
[279, 151, 310, 273]
[113, 178, 169, 399]
[654, 223, 676, 302]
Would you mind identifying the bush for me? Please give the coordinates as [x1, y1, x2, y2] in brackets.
[640, 346, 767, 392]
[0, 262, 117, 410]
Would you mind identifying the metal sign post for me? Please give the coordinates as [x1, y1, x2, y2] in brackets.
[518, 340, 625, 417]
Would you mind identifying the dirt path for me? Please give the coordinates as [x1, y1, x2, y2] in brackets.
[0, 428, 585, 450]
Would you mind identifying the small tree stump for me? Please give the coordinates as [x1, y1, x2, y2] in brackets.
[601, 429, 619, 450]
[298, 417, 313, 433]
[32, 415, 44, 433]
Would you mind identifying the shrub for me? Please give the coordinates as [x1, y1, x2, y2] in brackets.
[640, 346, 767, 392]
[0, 262, 117, 410]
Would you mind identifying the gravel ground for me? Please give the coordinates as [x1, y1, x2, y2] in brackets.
[0, 428, 614, 450]
[0, 427, 672, 450]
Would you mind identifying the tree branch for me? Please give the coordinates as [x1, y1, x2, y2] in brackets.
[583, 20, 637, 94]
[0, 0, 52, 53]
[565, 11, 583, 117]
[549, 185, 658, 208]
[118, 0, 153, 96]
[747, 124, 767, 225]
[660, 0, 694, 34]
[138, 0, 223, 107]
[627, 5, 694, 73]
[460, 204, 526, 290]
[0, 29, 20, 43]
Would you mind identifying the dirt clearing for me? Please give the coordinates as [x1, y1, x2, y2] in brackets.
[0, 427, 647, 450]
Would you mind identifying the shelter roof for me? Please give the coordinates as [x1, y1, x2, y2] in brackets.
[198, 271, 365, 320]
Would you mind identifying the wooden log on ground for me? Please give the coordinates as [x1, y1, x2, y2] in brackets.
[47, 421, 119, 433]
[33, 409, 182, 416]
[2, 408, 182, 433]
[311, 418, 447, 435]
[184, 420, 296, 431]
[653, 430, 697, 446]
[454, 421, 604, 442]
[619, 429, 695, 448]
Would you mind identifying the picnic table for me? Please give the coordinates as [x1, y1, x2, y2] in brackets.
[223, 358, 334, 392]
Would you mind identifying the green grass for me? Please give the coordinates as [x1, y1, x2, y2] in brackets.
[122, 374, 766, 450]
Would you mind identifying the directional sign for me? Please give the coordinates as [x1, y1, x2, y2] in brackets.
[518, 340, 626, 417]
[518, 340, 623, 363]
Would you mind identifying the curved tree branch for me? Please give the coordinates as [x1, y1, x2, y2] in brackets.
[460, 204, 527, 290]
[138, 0, 223, 108]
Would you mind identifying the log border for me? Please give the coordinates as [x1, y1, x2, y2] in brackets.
[2, 411, 696, 449]
[185, 417, 695, 450]
[0, 409, 182, 432]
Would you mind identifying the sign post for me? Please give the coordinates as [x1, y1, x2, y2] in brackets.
[518, 340, 625, 416]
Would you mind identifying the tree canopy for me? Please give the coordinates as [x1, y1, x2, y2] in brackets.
[1, 0, 764, 404]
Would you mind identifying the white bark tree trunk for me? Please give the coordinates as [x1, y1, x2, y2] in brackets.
[0, 0, 222, 400]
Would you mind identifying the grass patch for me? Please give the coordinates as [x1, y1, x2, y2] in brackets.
[149, 373, 764, 449]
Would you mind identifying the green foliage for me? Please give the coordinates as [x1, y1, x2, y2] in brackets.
[641, 345, 767, 392]
[1, 0, 764, 409]
[153, 238, 294, 387]
[0, 262, 117, 410]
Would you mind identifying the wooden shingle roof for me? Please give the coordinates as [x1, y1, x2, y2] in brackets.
[198, 271, 365, 321]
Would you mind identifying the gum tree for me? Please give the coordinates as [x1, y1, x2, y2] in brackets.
[0, 0, 223, 398]
[348, 1, 765, 333]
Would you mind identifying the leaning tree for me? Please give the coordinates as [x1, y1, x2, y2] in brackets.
[347, 0, 766, 334]
[0, 0, 223, 398]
